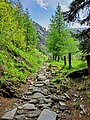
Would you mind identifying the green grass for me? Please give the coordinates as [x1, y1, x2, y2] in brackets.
[49, 59, 87, 84]
[49, 59, 87, 75]
[0, 46, 47, 86]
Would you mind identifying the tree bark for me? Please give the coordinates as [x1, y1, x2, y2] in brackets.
[55, 53, 57, 61]
[86, 55, 90, 78]
[64, 56, 66, 66]
[69, 52, 71, 68]
[53, 53, 55, 60]
[57, 55, 60, 62]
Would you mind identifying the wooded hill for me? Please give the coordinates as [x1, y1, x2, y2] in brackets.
[0, 0, 47, 86]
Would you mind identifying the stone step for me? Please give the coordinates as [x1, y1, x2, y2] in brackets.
[1, 108, 17, 120]
[1, 64, 72, 120]
[37, 109, 57, 120]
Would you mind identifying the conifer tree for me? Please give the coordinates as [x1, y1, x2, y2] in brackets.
[47, 3, 78, 68]
[47, 3, 69, 61]
[24, 9, 37, 51]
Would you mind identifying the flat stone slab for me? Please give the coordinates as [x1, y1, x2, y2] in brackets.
[14, 114, 26, 120]
[43, 98, 52, 103]
[26, 110, 41, 118]
[28, 85, 34, 90]
[23, 103, 37, 110]
[18, 103, 37, 110]
[32, 87, 42, 93]
[37, 75, 46, 81]
[59, 102, 66, 106]
[25, 91, 33, 95]
[42, 89, 48, 95]
[29, 99, 38, 104]
[35, 84, 44, 87]
[44, 79, 50, 86]
[59, 96, 66, 102]
[22, 96, 31, 101]
[32, 92, 45, 99]
[59, 106, 70, 111]
[38, 103, 52, 109]
[64, 93, 71, 100]
[38, 109, 57, 120]
[2, 108, 17, 120]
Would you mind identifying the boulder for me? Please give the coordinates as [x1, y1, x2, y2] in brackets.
[66, 68, 88, 78]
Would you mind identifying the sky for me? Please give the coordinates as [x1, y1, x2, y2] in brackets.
[19, 0, 87, 30]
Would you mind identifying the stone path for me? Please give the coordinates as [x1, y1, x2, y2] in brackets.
[1, 63, 72, 120]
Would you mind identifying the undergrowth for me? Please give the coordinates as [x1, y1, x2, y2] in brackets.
[49, 60, 87, 75]
[0, 46, 47, 86]
[48, 59, 87, 84]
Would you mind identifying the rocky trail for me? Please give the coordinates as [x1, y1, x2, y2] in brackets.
[0, 63, 90, 120]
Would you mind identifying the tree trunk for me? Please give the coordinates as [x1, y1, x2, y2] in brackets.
[64, 56, 66, 66]
[57, 55, 60, 62]
[69, 52, 71, 68]
[55, 54, 57, 61]
[53, 53, 55, 60]
[86, 55, 90, 78]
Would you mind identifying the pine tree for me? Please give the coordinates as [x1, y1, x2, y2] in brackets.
[47, 4, 62, 60]
[24, 9, 37, 51]
[47, 3, 69, 61]
[47, 3, 78, 68]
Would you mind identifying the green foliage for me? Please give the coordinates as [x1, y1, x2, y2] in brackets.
[49, 59, 87, 76]
[78, 84, 86, 91]
[65, 36, 79, 54]
[0, 0, 25, 50]
[86, 92, 90, 103]
[47, 4, 66, 55]
[0, 0, 37, 50]
[51, 74, 64, 84]
[0, 47, 47, 85]
[48, 59, 87, 88]
[73, 101, 80, 109]
[0, 0, 47, 85]
[78, 31, 90, 55]
[46, 3, 78, 59]
[86, 92, 90, 99]
[23, 9, 37, 51]
[65, 0, 90, 55]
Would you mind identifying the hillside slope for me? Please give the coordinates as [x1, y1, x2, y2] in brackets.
[0, 46, 47, 85]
